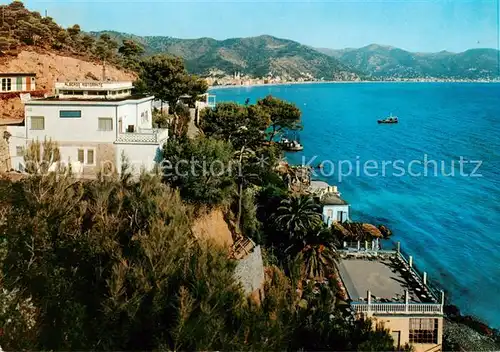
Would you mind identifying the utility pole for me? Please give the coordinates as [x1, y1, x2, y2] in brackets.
[102, 59, 106, 81]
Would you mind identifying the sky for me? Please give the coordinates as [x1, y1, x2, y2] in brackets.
[3, 0, 500, 52]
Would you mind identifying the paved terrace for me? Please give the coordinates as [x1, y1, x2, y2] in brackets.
[337, 243, 444, 315]
[339, 257, 427, 303]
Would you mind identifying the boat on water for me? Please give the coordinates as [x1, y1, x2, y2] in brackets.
[279, 138, 304, 151]
[378, 114, 399, 124]
[279, 132, 304, 151]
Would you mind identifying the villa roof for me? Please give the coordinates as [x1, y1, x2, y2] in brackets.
[321, 193, 348, 205]
[309, 180, 330, 192]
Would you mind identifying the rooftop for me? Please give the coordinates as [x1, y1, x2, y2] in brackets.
[309, 180, 330, 192]
[0, 119, 24, 126]
[321, 193, 348, 205]
[0, 73, 36, 77]
[337, 243, 444, 316]
[26, 94, 154, 104]
[55, 81, 134, 90]
[339, 258, 424, 302]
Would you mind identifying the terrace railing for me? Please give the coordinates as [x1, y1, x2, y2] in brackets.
[351, 302, 442, 315]
[116, 128, 168, 145]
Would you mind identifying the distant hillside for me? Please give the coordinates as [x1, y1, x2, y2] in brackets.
[91, 31, 362, 81]
[317, 44, 500, 80]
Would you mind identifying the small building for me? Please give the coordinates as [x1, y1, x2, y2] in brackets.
[338, 242, 444, 352]
[309, 180, 350, 225]
[0, 73, 36, 93]
[320, 193, 350, 225]
[6, 80, 168, 176]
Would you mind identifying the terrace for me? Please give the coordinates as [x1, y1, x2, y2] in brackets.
[338, 241, 444, 316]
[115, 128, 169, 145]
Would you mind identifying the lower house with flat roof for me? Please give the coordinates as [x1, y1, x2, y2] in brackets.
[6, 81, 167, 177]
[338, 242, 444, 352]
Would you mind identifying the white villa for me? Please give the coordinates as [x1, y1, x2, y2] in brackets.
[7, 81, 168, 176]
[309, 180, 350, 225]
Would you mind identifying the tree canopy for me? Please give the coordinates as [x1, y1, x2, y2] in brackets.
[257, 95, 302, 141]
[200, 102, 270, 150]
[162, 137, 236, 206]
[137, 54, 208, 108]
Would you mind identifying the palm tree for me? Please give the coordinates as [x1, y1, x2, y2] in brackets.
[272, 195, 322, 242]
[296, 228, 339, 280]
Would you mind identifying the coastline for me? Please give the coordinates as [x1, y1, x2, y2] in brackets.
[213, 85, 500, 347]
[209, 80, 500, 90]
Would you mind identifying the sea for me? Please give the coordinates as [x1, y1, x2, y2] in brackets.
[211, 82, 500, 328]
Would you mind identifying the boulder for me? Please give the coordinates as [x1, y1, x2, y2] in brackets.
[378, 225, 393, 238]
[362, 223, 383, 238]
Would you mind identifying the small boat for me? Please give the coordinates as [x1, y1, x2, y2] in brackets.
[279, 138, 304, 151]
[279, 132, 304, 151]
[378, 114, 399, 124]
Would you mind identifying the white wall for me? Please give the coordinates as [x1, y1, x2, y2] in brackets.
[115, 144, 161, 174]
[323, 204, 350, 226]
[25, 104, 118, 143]
[6, 125, 27, 171]
[116, 99, 152, 133]
[25, 98, 154, 142]
[138, 100, 153, 130]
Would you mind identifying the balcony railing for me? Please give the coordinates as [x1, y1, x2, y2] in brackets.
[351, 302, 443, 315]
[115, 128, 168, 145]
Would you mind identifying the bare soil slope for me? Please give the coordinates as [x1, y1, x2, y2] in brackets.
[0, 50, 136, 120]
[192, 209, 234, 249]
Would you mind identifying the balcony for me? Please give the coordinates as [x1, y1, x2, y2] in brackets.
[115, 128, 168, 145]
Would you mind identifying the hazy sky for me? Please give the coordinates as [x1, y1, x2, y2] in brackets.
[5, 0, 500, 52]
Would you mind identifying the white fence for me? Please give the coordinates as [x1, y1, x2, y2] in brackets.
[116, 128, 168, 145]
[352, 302, 443, 315]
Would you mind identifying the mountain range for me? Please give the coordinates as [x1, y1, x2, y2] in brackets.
[92, 31, 500, 81]
[316, 44, 500, 80]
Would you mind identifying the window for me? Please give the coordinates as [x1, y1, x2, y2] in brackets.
[409, 318, 438, 344]
[98, 118, 113, 131]
[77, 149, 84, 163]
[87, 150, 94, 165]
[15, 146, 24, 157]
[30, 116, 45, 130]
[1, 78, 12, 92]
[327, 209, 333, 219]
[60, 110, 82, 118]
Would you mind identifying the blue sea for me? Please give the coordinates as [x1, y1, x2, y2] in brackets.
[212, 82, 500, 328]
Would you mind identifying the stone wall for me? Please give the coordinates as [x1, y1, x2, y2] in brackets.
[234, 245, 265, 296]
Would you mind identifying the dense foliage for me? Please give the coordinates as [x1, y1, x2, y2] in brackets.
[137, 54, 208, 107]
[162, 137, 236, 206]
[0, 1, 145, 71]
[0, 170, 401, 351]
